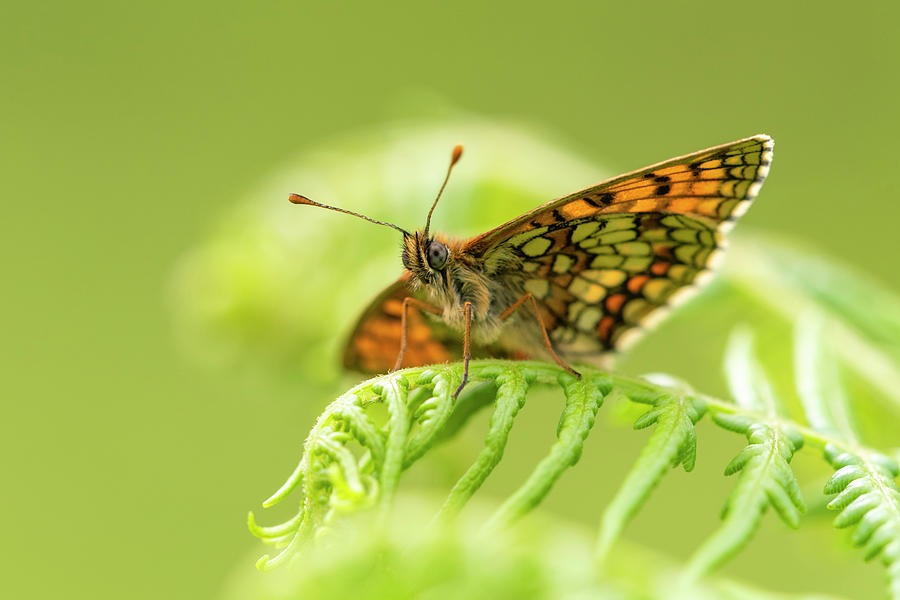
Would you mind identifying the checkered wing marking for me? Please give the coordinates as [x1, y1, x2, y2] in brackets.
[468, 135, 774, 363]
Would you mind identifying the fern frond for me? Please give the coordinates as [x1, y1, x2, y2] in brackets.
[794, 311, 900, 598]
[249, 361, 606, 568]
[685, 330, 807, 577]
[824, 445, 900, 597]
[794, 313, 860, 442]
[727, 237, 900, 417]
[249, 354, 899, 600]
[595, 384, 706, 564]
[687, 414, 805, 577]
[436, 367, 535, 521]
[485, 371, 609, 529]
[249, 361, 664, 569]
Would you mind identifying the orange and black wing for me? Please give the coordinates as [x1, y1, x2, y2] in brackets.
[342, 273, 451, 373]
[342, 273, 521, 374]
[467, 135, 774, 364]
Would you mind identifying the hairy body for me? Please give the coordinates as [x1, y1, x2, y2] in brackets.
[402, 231, 526, 345]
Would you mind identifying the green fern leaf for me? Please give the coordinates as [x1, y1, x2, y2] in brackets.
[687, 417, 806, 577]
[247, 353, 898, 600]
[824, 444, 900, 599]
[436, 366, 535, 520]
[795, 311, 900, 597]
[486, 371, 609, 529]
[595, 387, 707, 564]
[250, 361, 610, 568]
[685, 329, 806, 577]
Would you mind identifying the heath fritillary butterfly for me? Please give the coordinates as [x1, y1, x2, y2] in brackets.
[291, 135, 774, 396]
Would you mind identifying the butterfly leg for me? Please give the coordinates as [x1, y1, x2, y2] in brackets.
[453, 301, 474, 399]
[393, 297, 444, 371]
[499, 293, 581, 379]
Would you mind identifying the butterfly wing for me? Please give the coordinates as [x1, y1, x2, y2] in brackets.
[342, 272, 521, 373]
[466, 135, 774, 364]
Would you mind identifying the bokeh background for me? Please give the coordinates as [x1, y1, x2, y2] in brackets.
[4, 1, 900, 598]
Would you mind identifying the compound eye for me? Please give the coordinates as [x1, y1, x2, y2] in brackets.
[427, 241, 449, 270]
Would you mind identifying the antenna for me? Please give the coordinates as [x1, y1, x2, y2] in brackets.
[288, 194, 410, 236]
[423, 145, 463, 239]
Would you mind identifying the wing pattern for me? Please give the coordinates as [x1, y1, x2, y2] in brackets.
[345, 135, 773, 372]
[475, 135, 773, 363]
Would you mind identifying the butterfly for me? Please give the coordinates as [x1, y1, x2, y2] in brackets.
[291, 135, 773, 397]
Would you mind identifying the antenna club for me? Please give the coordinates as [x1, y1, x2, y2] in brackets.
[286, 192, 410, 236]
[451, 145, 463, 165]
[424, 145, 464, 236]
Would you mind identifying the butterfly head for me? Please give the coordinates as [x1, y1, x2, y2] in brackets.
[401, 230, 453, 287]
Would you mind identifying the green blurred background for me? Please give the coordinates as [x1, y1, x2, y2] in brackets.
[3, 1, 899, 598]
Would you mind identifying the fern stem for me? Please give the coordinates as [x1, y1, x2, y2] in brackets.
[697, 394, 856, 453]
[601, 367, 863, 454]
